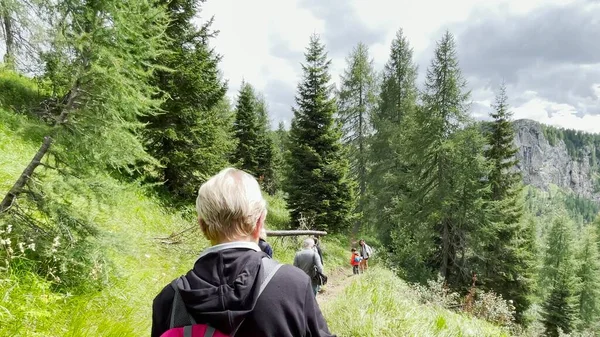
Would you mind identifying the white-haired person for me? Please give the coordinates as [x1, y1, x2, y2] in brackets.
[151, 168, 335, 337]
[258, 227, 273, 258]
[293, 238, 325, 296]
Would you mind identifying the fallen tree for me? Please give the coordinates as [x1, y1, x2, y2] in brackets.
[266, 230, 327, 237]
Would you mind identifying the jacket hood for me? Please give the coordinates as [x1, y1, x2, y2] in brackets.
[176, 242, 268, 334]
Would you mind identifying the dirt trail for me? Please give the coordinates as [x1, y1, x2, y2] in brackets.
[316, 266, 358, 305]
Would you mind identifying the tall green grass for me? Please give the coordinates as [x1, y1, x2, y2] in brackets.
[320, 267, 512, 337]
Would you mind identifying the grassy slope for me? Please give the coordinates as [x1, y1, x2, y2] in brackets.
[320, 267, 510, 337]
[0, 110, 508, 336]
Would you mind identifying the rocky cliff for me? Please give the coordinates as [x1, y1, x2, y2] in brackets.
[513, 119, 600, 200]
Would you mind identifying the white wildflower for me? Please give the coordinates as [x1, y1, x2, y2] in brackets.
[52, 236, 60, 247]
[18, 242, 25, 253]
[27, 242, 36, 251]
[6, 224, 12, 234]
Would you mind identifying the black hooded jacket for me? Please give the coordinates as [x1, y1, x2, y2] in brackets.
[151, 242, 335, 337]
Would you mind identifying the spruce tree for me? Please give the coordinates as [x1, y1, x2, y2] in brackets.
[232, 82, 260, 175]
[285, 34, 355, 232]
[577, 226, 600, 331]
[479, 83, 534, 323]
[368, 29, 418, 245]
[143, 0, 232, 200]
[541, 214, 579, 336]
[337, 42, 377, 231]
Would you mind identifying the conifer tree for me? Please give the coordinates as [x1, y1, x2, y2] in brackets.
[272, 121, 288, 191]
[541, 214, 579, 336]
[337, 42, 377, 230]
[391, 31, 485, 284]
[368, 29, 418, 244]
[255, 94, 277, 194]
[1, 0, 168, 212]
[479, 83, 534, 322]
[285, 34, 355, 232]
[577, 226, 600, 331]
[143, 0, 232, 199]
[232, 82, 260, 175]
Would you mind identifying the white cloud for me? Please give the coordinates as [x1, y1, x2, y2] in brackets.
[201, 0, 597, 134]
[512, 96, 600, 133]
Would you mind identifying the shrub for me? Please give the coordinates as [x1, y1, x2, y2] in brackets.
[411, 274, 517, 328]
[470, 291, 516, 327]
[412, 274, 461, 309]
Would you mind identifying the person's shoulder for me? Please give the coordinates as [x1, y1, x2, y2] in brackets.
[153, 280, 175, 306]
[273, 263, 310, 284]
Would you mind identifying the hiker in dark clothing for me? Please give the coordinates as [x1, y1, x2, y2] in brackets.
[258, 227, 273, 258]
[313, 237, 324, 266]
[294, 238, 324, 296]
[151, 168, 335, 337]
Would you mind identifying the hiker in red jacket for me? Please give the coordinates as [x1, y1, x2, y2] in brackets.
[151, 167, 335, 337]
[350, 248, 362, 275]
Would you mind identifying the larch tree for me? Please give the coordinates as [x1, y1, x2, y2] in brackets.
[337, 42, 377, 232]
[285, 34, 355, 232]
[368, 28, 418, 246]
[255, 94, 277, 194]
[143, 0, 232, 200]
[391, 31, 486, 284]
[272, 121, 289, 191]
[0, 0, 168, 213]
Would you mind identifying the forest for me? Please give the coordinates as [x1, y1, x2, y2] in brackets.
[1, 0, 600, 336]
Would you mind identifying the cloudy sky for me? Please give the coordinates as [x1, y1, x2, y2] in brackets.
[201, 0, 600, 133]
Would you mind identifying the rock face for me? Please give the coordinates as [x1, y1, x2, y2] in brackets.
[513, 119, 599, 200]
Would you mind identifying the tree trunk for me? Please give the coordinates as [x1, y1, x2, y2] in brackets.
[441, 218, 450, 279]
[353, 82, 365, 237]
[1, 0, 15, 69]
[0, 84, 79, 213]
[0, 136, 53, 212]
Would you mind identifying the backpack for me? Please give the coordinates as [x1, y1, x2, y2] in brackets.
[161, 257, 281, 337]
[312, 265, 328, 286]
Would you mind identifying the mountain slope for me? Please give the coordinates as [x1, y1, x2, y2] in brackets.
[513, 119, 600, 200]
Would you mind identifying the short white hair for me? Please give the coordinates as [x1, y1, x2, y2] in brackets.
[303, 238, 315, 249]
[196, 167, 267, 242]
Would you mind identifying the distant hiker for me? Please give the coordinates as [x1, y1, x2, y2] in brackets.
[294, 238, 325, 296]
[313, 237, 324, 293]
[258, 227, 273, 258]
[350, 248, 362, 275]
[151, 168, 335, 337]
[358, 239, 372, 273]
[313, 236, 324, 266]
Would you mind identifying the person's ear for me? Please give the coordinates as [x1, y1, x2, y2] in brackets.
[252, 211, 266, 241]
[199, 217, 209, 238]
